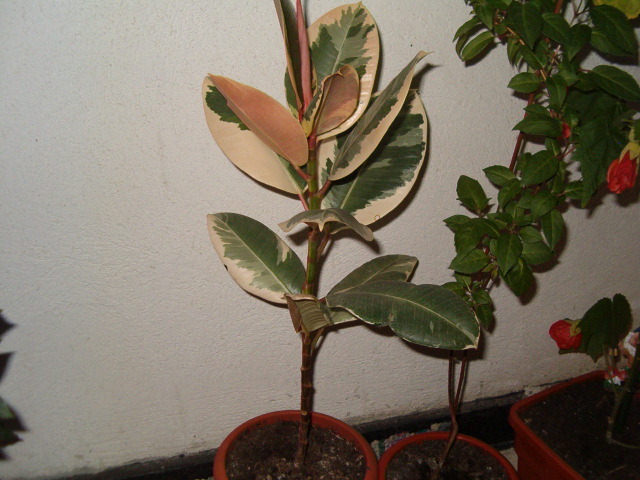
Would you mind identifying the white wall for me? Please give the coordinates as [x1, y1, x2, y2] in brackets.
[1, 1, 638, 478]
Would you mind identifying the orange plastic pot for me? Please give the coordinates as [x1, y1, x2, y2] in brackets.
[213, 410, 378, 480]
[377, 431, 518, 480]
[508, 371, 604, 480]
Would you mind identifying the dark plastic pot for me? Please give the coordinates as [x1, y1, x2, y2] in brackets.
[508, 370, 604, 480]
[377, 431, 518, 480]
[213, 410, 378, 480]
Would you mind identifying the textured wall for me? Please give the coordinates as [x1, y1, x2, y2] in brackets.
[1, 1, 638, 478]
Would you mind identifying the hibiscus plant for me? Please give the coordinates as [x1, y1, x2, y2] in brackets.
[549, 293, 637, 446]
[203, 1, 479, 470]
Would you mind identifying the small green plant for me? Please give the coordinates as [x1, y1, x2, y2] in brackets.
[203, 1, 478, 470]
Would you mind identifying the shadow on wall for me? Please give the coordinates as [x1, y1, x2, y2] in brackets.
[0, 311, 23, 459]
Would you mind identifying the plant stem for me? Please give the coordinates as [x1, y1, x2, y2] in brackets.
[608, 340, 640, 442]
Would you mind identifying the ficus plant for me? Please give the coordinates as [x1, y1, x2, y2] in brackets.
[445, 0, 640, 325]
[202, 0, 480, 471]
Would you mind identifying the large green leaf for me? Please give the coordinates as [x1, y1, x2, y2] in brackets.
[542, 12, 573, 47]
[494, 233, 523, 274]
[321, 90, 428, 225]
[590, 5, 637, 55]
[520, 150, 559, 186]
[329, 51, 427, 181]
[326, 281, 480, 350]
[207, 213, 305, 304]
[457, 175, 489, 213]
[506, 2, 542, 48]
[513, 113, 562, 137]
[278, 208, 373, 241]
[576, 294, 632, 360]
[203, 79, 305, 195]
[328, 255, 418, 296]
[208, 75, 309, 166]
[308, 3, 380, 138]
[589, 65, 640, 102]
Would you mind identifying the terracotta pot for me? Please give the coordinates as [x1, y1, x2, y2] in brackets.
[213, 410, 378, 480]
[377, 431, 518, 480]
[508, 370, 604, 480]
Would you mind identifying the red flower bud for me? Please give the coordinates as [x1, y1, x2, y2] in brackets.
[549, 319, 582, 350]
[561, 122, 571, 140]
[607, 151, 638, 194]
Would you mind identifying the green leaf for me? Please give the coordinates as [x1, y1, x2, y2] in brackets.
[453, 16, 481, 40]
[460, 31, 495, 61]
[474, 4, 495, 29]
[564, 180, 584, 200]
[308, 3, 380, 137]
[590, 5, 637, 55]
[519, 226, 544, 243]
[507, 2, 542, 48]
[328, 255, 418, 296]
[520, 150, 559, 185]
[329, 52, 427, 180]
[589, 65, 640, 102]
[566, 24, 591, 60]
[591, 29, 635, 57]
[279, 208, 373, 241]
[540, 208, 564, 249]
[577, 294, 632, 361]
[494, 233, 523, 274]
[521, 241, 553, 265]
[542, 12, 572, 46]
[530, 190, 557, 221]
[449, 248, 491, 274]
[484, 165, 517, 186]
[547, 75, 567, 110]
[457, 175, 489, 213]
[444, 214, 471, 231]
[508, 72, 541, 93]
[517, 44, 544, 69]
[326, 282, 480, 350]
[497, 178, 523, 209]
[207, 213, 305, 304]
[513, 114, 562, 137]
[286, 294, 333, 333]
[503, 259, 534, 296]
[454, 221, 485, 256]
[322, 90, 428, 225]
[475, 303, 495, 329]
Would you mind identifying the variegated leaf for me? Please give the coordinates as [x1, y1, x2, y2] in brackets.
[278, 208, 373, 241]
[286, 294, 333, 333]
[209, 74, 309, 166]
[329, 51, 428, 181]
[322, 90, 428, 224]
[308, 3, 380, 138]
[207, 213, 305, 304]
[203, 78, 305, 194]
[274, 0, 303, 113]
[326, 281, 480, 350]
[307, 65, 359, 137]
[328, 255, 418, 296]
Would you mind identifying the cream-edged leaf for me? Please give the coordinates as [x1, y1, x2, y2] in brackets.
[203, 78, 305, 194]
[286, 294, 333, 333]
[278, 208, 373, 241]
[323, 90, 428, 224]
[308, 3, 380, 138]
[328, 255, 418, 296]
[326, 282, 480, 350]
[207, 213, 305, 304]
[274, 0, 303, 113]
[209, 74, 309, 166]
[329, 51, 428, 181]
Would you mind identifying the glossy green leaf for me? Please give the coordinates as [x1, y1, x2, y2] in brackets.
[279, 208, 373, 241]
[507, 2, 542, 48]
[329, 52, 427, 181]
[308, 3, 380, 138]
[457, 175, 489, 213]
[520, 150, 559, 185]
[207, 213, 305, 304]
[547, 75, 567, 110]
[508, 72, 540, 93]
[449, 248, 491, 274]
[542, 12, 572, 46]
[328, 255, 418, 296]
[521, 241, 553, 265]
[590, 5, 637, 55]
[475, 303, 494, 329]
[566, 24, 591, 60]
[497, 178, 522, 209]
[460, 31, 495, 61]
[203, 80, 305, 195]
[530, 190, 557, 221]
[589, 65, 640, 102]
[503, 259, 534, 296]
[454, 221, 485, 256]
[326, 282, 480, 350]
[444, 214, 471, 231]
[540, 208, 564, 249]
[453, 16, 481, 41]
[484, 165, 517, 186]
[513, 114, 562, 137]
[576, 294, 632, 360]
[519, 226, 544, 243]
[591, 29, 635, 57]
[322, 90, 428, 225]
[564, 181, 584, 200]
[495, 233, 522, 274]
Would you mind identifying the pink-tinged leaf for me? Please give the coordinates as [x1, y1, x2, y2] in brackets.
[296, 0, 313, 111]
[209, 74, 309, 166]
[315, 65, 359, 135]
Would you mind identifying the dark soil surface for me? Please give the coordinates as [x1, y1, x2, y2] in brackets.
[224, 420, 367, 480]
[384, 439, 509, 480]
[521, 378, 640, 480]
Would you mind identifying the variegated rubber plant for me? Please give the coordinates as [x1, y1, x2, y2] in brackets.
[202, 0, 480, 468]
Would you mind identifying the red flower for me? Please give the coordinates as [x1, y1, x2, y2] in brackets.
[549, 319, 582, 350]
[607, 151, 638, 194]
[561, 122, 571, 140]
